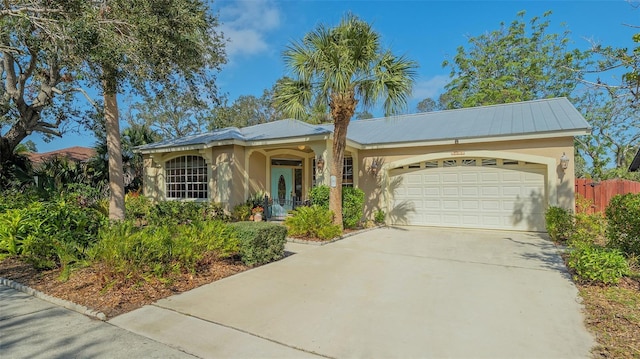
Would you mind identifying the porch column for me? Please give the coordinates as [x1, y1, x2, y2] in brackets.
[309, 141, 330, 187]
[199, 149, 215, 202]
[244, 149, 254, 202]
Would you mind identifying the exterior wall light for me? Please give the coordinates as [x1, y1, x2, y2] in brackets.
[316, 156, 325, 172]
[560, 152, 570, 170]
[370, 160, 379, 175]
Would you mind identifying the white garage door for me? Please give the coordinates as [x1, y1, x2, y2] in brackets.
[390, 158, 546, 231]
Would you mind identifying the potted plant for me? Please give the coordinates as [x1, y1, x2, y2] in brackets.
[252, 206, 264, 222]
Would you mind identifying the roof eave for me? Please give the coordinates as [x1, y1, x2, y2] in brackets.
[357, 129, 591, 150]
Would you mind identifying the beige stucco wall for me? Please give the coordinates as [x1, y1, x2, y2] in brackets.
[356, 136, 576, 222]
[141, 135, 577, 225]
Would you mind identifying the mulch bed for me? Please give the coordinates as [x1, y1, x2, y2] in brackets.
[0, 256, 248, 319]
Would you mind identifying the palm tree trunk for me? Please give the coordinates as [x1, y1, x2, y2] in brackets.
[103, 71, 125, 221]
[329, 91, 358, 229]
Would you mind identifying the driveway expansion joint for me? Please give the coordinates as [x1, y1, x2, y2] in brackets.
[151, 303, 334, 359]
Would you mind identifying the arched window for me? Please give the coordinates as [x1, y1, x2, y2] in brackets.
[165, 155, 208, 199]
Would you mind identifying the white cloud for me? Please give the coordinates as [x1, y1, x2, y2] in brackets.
[412, 75, 450, 100]
[219, 0, 281, 58]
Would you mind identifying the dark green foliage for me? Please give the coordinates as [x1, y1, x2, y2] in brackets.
[229, 222, 287, 266]
[606, 193, 640, 257]
[309, 186, 330, 208]
[545, 206, 574, 243]
[91, 220, 238, 278]
[374, 209, 386, 224]
[342, 187, 365, 228]
[310, 185, 364, 228]
[568, 243, 630, 284]
[149, 201, 227, 225]
[284, 205, 342, 241]
[0, 193, 107, 269]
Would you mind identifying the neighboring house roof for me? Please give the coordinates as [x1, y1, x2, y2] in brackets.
[137, 97, 590, 153]
[28, 146, 96, 164]
[630, 148, 640, 172]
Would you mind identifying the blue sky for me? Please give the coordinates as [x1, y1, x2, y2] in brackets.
[31, 0, 639, 152]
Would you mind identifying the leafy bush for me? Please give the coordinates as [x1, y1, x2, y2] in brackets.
[0, 195, 107, 270]
[91, 220, 238, 278]
[229, 222, 287, 266]
[568, 243, 630, 284]
[342, 187, 364, 228]
[309, 185, 330, 208]
[374, 209, 386, 224]
[232, 203, 252, 222]
[149, 201, 227, 225]
[309, 185, 364, 228]
[545, 206, 574, 243]
[284, 205, 342, 240]
[606, 193, 640, 257]
[571, 212, 607, 245]
[125, 192, 153, 221]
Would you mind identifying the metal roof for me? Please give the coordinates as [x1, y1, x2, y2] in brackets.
[137, 97, 590, 152]
[334, 97, 590, 145]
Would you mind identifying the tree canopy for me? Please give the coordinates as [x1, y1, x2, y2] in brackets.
[441, 11, 587, 109]
[274, 14, 417, 227]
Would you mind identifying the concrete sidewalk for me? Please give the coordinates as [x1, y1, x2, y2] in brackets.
[110, 227, 595, 358]
[0, 285, 195, 358]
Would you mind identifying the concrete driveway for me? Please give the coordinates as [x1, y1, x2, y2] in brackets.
[110, 227, 594, 358]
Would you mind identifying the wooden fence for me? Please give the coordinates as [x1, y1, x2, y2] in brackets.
[575, 178, 640, 214]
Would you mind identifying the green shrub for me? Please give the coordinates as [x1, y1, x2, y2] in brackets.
[606, 193, 640, 257]
[342, 187, 364, 228]
[0, 195, 107, 270]
[284, 205, 342, 240]
[568, 243, 630, 284]
[545, 206, 574, 243]
[149, 201, 227, 225]
[229, 222, 287, 266]
[309, 186, 330, 209]
[232, 203, 252, 222]
[125, 193, 153, 221]
[374, 209, 386, 224]
[309, 185, 364, 228]
[571, 212, 607, 245]
[91, 220, 238, 278]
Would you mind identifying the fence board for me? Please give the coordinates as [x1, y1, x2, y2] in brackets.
[575, 178, 640, 214]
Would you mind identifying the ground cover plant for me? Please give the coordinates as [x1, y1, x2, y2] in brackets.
[284, 205, 342, 241]
[545, 194, 640, 358]
[0, 187, 290, 318]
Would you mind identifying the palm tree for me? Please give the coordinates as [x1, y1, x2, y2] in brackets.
[274, 14, 417, 228]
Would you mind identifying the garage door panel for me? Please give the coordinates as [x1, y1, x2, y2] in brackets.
[461, 187, 479, 196]
[501, 172, 522, 182]
[442, 173, 459, 182]
[391, 162, 546, 231]
[461, 173, 479, 182]
[442, 200, 459, 210]
[481, 187, 500, 196]
[442, 187, 459, 196]
[461, 200, 480, 210]
[481, 173, 499, 182]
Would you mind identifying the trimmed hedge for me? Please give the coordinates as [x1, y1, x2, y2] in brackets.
[229, 222, 287, 266]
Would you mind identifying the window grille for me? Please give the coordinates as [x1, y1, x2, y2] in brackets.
[165, 155, 208, 199]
